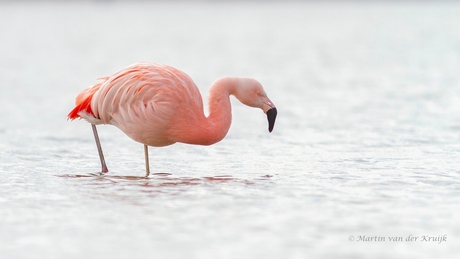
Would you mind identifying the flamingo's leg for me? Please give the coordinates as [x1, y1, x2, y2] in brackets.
[144, 144, 150, 177]
[91, 124, 109, 173]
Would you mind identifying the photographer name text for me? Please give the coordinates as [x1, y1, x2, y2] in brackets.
[348, 234, 447, 244]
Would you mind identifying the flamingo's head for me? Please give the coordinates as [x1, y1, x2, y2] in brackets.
[234, 78, 277, 132]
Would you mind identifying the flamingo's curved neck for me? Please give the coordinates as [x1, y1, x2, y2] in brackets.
[202, 77, 237, 145]
[170, 77, 237, 146]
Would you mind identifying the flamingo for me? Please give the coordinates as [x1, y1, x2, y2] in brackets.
[68, 63, 277, 176]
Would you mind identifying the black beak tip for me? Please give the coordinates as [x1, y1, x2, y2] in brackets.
[267, 107, 277, 132]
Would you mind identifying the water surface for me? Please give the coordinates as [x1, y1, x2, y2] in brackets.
[1, 1, 460, 259]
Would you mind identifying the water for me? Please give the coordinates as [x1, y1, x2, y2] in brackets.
[1, 1, 460, 258]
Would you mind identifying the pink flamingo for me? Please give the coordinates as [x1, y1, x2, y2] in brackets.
[68, 63, 277, 176]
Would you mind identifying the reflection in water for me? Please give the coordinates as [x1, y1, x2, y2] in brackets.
[57, 173, 273, 203]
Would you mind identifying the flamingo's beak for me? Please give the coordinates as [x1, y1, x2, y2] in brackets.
[267, 107, 277, 132]
[262, 97, 277, 132]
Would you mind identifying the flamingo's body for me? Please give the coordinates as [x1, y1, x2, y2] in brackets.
[68, 63, 277, 176]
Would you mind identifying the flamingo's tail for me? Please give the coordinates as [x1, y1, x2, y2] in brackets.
[67, 92, 93, 120]
[67, 78, 107, 121]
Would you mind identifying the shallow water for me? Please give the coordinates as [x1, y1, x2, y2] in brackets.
[1, 1, 460, 259]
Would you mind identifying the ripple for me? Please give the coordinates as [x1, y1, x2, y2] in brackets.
[55, 172, 266, 196]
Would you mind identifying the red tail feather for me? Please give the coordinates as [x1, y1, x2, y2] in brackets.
[67, 95, 93, 120]
[68, 78, 107, 120]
